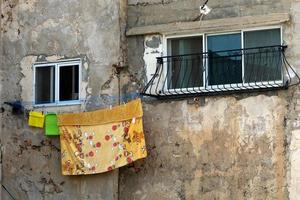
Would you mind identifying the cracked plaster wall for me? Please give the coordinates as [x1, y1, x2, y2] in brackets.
[2, 0, 300, 200]
[121, 0, 300, 200]
[0, 0, 127, 199]
[120, 94, 290, 200]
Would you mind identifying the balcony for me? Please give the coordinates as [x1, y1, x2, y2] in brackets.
[141, 45, 300, 99]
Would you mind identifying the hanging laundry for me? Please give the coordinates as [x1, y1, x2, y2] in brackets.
[28, 111, 45, 128]
[58, 98, 147, 175]
[45, 113, 59, 136]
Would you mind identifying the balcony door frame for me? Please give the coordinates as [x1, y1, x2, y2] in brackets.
[162, 25, 283, 92]
[163, 33, 206, 94]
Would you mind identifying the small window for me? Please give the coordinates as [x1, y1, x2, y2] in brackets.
[34, 60, 81, 105]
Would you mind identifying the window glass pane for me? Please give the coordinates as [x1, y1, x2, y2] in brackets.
[167, 36, 203, 89]
[244, 28, 281, 48]
[244, 29, 281, 82]
[207, 33, 242, 85]
[59, 65, 79, 101]
[35, 66, 55, 104]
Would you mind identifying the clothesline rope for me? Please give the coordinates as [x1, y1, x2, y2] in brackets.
[18, 93, 142, 105]
[3, 92, 151, 109]
[2, 92, 158, 120]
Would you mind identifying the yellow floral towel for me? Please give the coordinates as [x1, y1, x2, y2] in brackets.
[58, 99, 147, 175]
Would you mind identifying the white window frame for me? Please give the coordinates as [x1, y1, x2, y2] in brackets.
[162, 33, 206, 93]
[33, 59, 82, 107]
[162, 25, 283, 92]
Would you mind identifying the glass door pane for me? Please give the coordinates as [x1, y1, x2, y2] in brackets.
[207, 33, 242, 85]
[167, 36, 203, 89]
[244, 28, 281, 82]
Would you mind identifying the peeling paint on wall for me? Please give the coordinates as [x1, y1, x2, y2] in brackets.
[1, 1, 125, 199]
[143, 35, 163, 96]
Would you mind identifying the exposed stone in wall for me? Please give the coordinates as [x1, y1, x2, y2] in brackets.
[119, 0, 129, 66]
[290, 129, 300, 200]
[287, 87, 300, 200]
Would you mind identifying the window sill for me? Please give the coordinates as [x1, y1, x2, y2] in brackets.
[33, 100, 82, 108]
[158, 80, 284, 95]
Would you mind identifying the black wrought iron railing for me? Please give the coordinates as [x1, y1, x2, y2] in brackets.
[141, 45, 300, 99]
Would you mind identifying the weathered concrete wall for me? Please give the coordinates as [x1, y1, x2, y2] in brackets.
[121, 0, 300, 200]
[120, 94, 290, 199]
[0, 0, 126, 199]
[287, 1, 300, 200]
[2, 0, 300, 200]
[127, 0, 292, 28]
